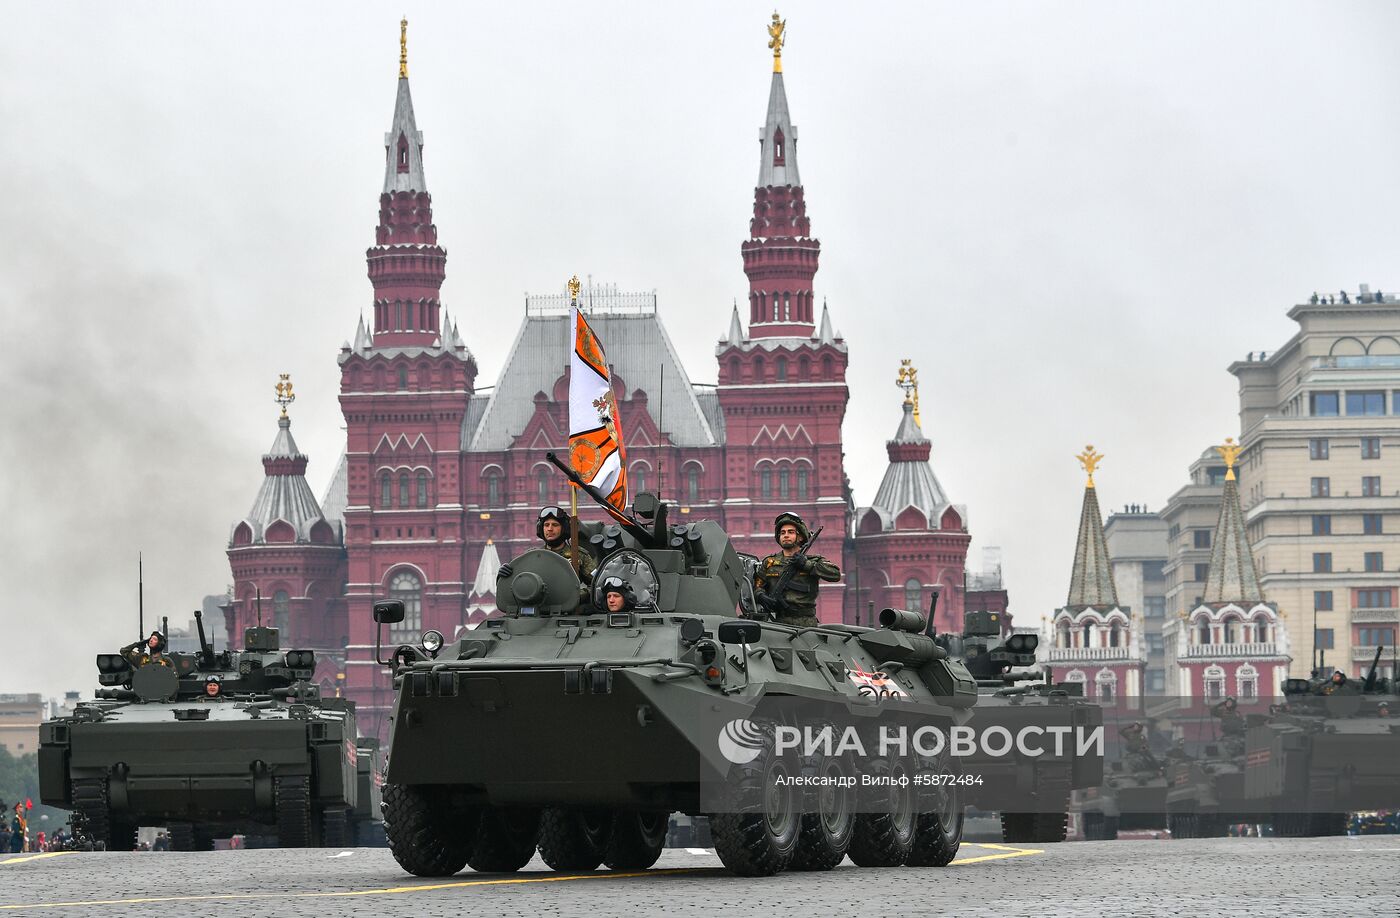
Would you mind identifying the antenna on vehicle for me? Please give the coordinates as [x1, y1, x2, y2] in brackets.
[256, 586, 264, 629]
[138, 552, 144, 640]
[657, 362, 665, 502]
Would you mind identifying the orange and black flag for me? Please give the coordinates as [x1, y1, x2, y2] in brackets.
[568, 305, 628, 516]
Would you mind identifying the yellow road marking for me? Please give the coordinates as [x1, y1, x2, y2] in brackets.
[0, 868, 705, 910]
[952, 843, 1043, 865]
[0, 853, 76, 867]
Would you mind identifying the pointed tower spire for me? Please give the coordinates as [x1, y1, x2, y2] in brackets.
[353, 313, 370, 352]
[816, 301, 834, 345]
[870, 361, 950, 523]
[232, 376, 333, 545]
[1202, 438, 1264, 603]
[726, 302, 746, 345]
[1066, 445, 1119, 607]
[368, 17, 446, 349]
[743, 10, 820, 339]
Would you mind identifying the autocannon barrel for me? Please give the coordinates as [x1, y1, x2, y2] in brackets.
[879, 607, 927, 633]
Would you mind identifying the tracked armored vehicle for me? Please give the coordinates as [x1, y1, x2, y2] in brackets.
[1245, 649, 1400, 836]
[377, 457, 982, 877]
[1164, 701, 1271, 839]
[1074, 721, 1169, 840]
[943, 610, 1103, 843]
[38, 613, 360, 850]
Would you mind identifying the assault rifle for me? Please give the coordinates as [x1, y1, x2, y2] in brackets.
[756, 526, 824, 620]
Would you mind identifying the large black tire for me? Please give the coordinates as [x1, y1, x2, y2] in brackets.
[790, 752, 856, 871]
[382, 783, 473, 877]
[907, 760, 962, 867]
[848, 756, 916, 867]
[275, 775, 313, 847]
[321, 807, 352, 848]
[71, 779, 136, 852]
[469, 807, 541, 873]
[604, 811, 668, 870]
[538, 807, 610, 871]
[710, 722, 801, 877]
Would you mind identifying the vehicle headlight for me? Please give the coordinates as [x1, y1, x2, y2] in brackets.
[421, 630, 444, 655]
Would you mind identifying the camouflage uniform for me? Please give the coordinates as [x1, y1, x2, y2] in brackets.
[755, 512, 840, 628]
[546, 541, 596, 582]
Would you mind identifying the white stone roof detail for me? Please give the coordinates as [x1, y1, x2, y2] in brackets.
[384, 77, 426, 194]
[758, 72, 800, 188]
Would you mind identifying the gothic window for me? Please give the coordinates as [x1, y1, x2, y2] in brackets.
[380, 472, 391, 508]
[728, 357, 739, 381]
[754, 356, 765, 380]
[633, 466, 647, 494]
[1237, 664, 1259, 700]
[1109, 621, 1122, 648]
[760, 468, 773, 500]
[536, 467, 550, 503]
[776, 357, 788, 381]
[783, 293, 791, 320]
[395, 301, 403, 330]
[398, 472, 410, 508]
[397, 365, 408, 390]
[1096, 670, 1117, 702]
[904, 578, 922, 613]
[798, 355, 810, 379]
[1223, 617, 1239, 644]
[686, 465, 700, 503]
[778, 468, 790, 499]
[1081, 622, 1094, 648]
[486, 470, 501, 506]
[388, 570, 422, 640]
[397, 134, 409, 171]
[797, 467, 809, 500]
[416, 470, 429, 508]
[1057, 620, 1071, 649]
[822, 355, 834, 379]
[273, 590, 290, 636]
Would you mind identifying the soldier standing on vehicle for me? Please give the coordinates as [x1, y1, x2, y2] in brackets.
[754, 511, 840, 628]
[497, 507, 597, 600]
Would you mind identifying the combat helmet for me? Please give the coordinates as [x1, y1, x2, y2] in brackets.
[773, 511, 811, 546]
[535, 506, 571, 543]
[598, 575, 636, 610]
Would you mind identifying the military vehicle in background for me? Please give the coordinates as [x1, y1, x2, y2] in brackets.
[1164, 699, 1268, 838]
[38, 611, 361, 850]
[1246, 648, 1400, 837]
[940, 609, 1104, 843]
[353, 737, 386, 846]
[1074, 720, 1169, 840]
[376, 454, 983, 878]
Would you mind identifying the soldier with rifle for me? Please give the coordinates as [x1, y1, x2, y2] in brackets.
[753, 511, 840, 628]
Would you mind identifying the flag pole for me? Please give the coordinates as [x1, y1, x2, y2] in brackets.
[568, 275, 583, 578]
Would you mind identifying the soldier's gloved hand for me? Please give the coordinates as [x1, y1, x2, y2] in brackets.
[755, 593, 776, 614]
[496, 562, 513, 580]
[790, 553, 808, 571]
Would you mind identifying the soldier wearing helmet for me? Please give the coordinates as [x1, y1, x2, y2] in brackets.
[598, 575, 636, 613]
[753, 511, 840, 627]
[497, 506, 596, 587]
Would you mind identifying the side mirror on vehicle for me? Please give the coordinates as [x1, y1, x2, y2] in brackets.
[717, 621, 762, 645]
[374, 600, 405, 624]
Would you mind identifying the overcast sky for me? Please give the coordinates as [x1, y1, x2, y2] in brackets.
[4, 2, 1400, 698]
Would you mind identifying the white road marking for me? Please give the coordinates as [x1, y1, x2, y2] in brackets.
[684, 848, 710, 855]
[327, 851, 356, 858]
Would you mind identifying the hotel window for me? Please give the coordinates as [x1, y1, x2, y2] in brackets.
[1314, 590, 1333, 611]
[1347, 391, 1386, 416]
[1310, 438, 1330, 460]
[1364, 513, 1384, 535]
[1312, 514, 1331, 535]
[1313, 552, 1332, 573]
[1314, 628, 1334, 650]
[1365, 552, 1384, 573]
[1363, 476, 1382, 497]
[1194, 563, 1210, 581]
[1362, 437, 1382, 460]
[1194, 530, 1212, 548]
[1310, 391, 1339, 417]
[1311, 477, 1330, 498]
[1359, 627, 1396, 646]
[1356, 589, 1393, 609]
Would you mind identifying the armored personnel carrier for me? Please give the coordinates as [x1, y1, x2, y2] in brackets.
[941, 610, 1104, 843]
[1074, 721, 1169, 840]
[1246, 648, 1400, 836]
[377, 457, 982, 877]
[38, 612, 360, 850]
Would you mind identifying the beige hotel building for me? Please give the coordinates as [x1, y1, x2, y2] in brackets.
[1234, 286, 1400, 680]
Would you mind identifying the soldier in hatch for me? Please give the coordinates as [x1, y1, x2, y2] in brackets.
[123, 631, 171, 668]
[497, 506, 597, 583]
[753, 511, 840, 628]
[598, 575, 637, 614]
[1212, 696, 1246, 737]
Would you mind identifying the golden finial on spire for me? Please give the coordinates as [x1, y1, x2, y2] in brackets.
[399, 17, 408, 79]
[1217, 437, 1243, 481]
[767, 11, 786, 73]
[274, 373, 296, 419]
[1076, 444, 1104, 489]
[567, 275, 581, 304]
[896, 359, 921, 427]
